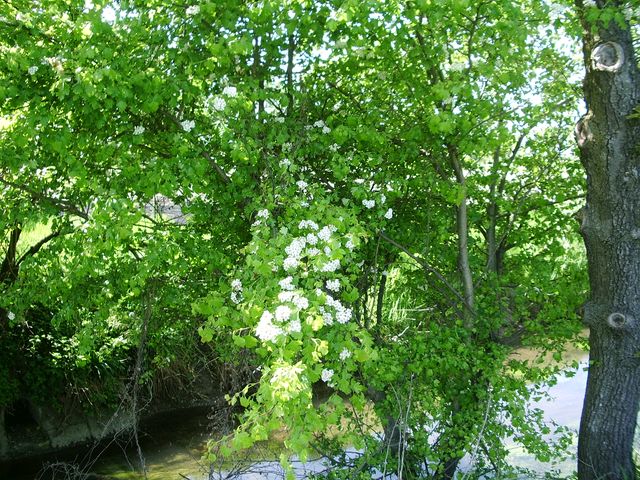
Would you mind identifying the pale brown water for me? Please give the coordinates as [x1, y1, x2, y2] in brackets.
[0, 348, 592, 480]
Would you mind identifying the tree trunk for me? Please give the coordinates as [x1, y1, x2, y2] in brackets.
[575, 2, 640, 479]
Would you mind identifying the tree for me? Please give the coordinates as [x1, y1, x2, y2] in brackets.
[573, 1, 640, 479]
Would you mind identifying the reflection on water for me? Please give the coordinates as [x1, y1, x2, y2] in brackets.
[1, 349, 593, 480]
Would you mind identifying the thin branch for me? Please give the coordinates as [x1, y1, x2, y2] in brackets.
[16, 230, 63, 266]
[378, 230, 474, 315]
[0, 175, 88, 220]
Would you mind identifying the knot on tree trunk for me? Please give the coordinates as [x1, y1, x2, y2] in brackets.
[591, 42, 624, 73]
[606, 312, 633, 330]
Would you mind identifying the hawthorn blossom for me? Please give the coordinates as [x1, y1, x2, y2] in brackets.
[230, 291, 243, 304]
[363, 199, 375, 209]
[293, 296, 309, 310]
[314, 120, 326, 128]
[380, 194, 386, 204]
[7, 312, 15, 321]
[280, 158, 291, 168]
[285, 237, 306, 258]
[326, 279, 340, 292]
[345, 239, 355, 251]
[181, 119, 195, 132]
[283, 257, 299, 271]
[279, 276, 294, 291]
[335, 306, 352, 324]
[321, 368, 334, 383]
[186, 5, 200, 15]
[321, 259, 341, 273]
[322, 126, 331, 134]
[339, 348, 351, 361]
[278, 291, 295, 302]
[256, 311, 282, 342]
[299, 220, 319, 230]
[296, 180, 308, 190]
[275, 305, 292, 321]
[222, 85, 237, 97]
[318, 226, 333, 242]
[288, 319, 302, 333]
[307, 247, 320, 256]
[329, 143, 339, 152]
[133, 125, 145, 135]
[306, 233, 318, 245]
[323, 312, 334, 325]
[384, 208, 393, 219]
[256, 209, 269, 219]
[323, 247, 332, 256]
[28, 66, 38, 75]
[275, 116, 285, 123]
[231, 279, 242, 290]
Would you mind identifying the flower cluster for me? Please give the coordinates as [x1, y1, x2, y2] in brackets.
[28, 66, 38, 75]
[230, 278, 243, 304]
[133, 125, 145, 135]
[256, 310, 282, 342]
[222, 86, 237, 97]
[362, 199, 375, 209]
[186, 5, 200, 15]
[181, 119, 195, 132]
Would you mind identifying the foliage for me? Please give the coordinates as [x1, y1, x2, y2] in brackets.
[0, 0, 595, 477]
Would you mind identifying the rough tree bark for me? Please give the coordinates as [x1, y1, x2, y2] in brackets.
[575, 1, 640, 479]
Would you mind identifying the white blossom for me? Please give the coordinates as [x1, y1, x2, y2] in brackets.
[230, 291, 243, 304]
[231, 279, 242, 290]
[288, 318, 302, 333]
[283, 142, 293, 151]
[314, 120, 326, 128]
[279, 276, 294, 291]
[322, 126, 331, 134]
[280, 158, 291, 168]
[222, 85, 237, 97]
[181, 119, 196, 132]
[300, 201, 309, 207]
[306, 233, 318, 245]
[256, 209, 269, 219]
[213, 97, 226, 110]
[275, 305, 292, 321]
[256, 311, 282, 342]
[283, 257, 299, 271]
[345, 239, 355, 251]
[363, 199, 375, 209]
[133, 125, 145, 135]
[7, 311, 15, 321]
[326, 279, 340, 292]
[380, 194, 386, 204]
[28, 66, 38, 75]
[321, 259, 341, 273]
[339, 348, 351, 361]
[322, 312, 334, 325]
[321, 368, 334, 383]
[335, 306, 352, 324]
[278, 291, 296, 302]
[307, 247, 320, 256]
[323, 246, 332, 255]
[275, 116, 285, 123]
[285, 237, 306, 258]
[296, 180, 308, 190]
[293, 296, 309, 310]
[299, 220, 319, 230]
[318, 226, 333, 242]
[186, 5, 200, 15]
[384, 208, 393, 219]
[329, 143, 339, 152]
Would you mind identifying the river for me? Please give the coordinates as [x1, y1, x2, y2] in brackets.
[0, 347, 592, 480]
